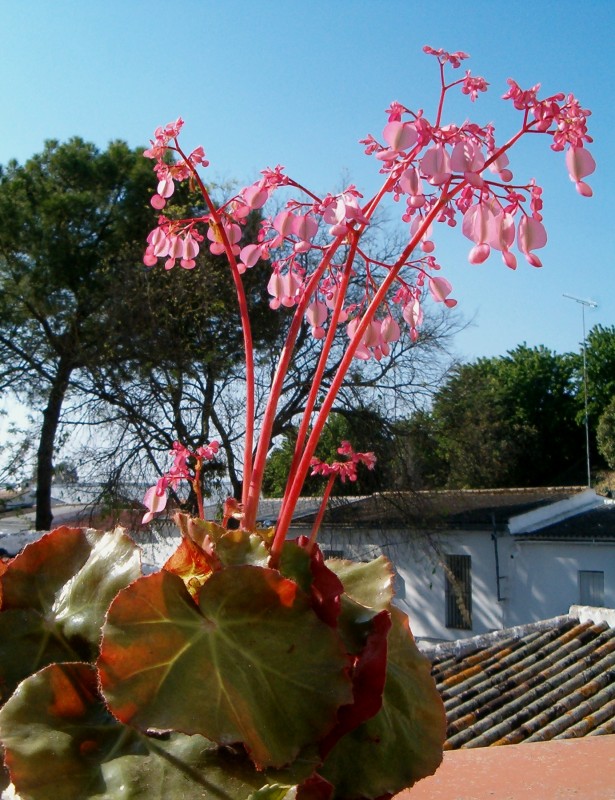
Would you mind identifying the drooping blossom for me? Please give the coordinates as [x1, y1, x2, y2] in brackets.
[141, 440, 219, 524]
[517, 216, 547, 267]
[565, 147, 596, 197]
[267, 268, 303, 309]
[139, 47, 594, 547]
[310, 441, 377, 483]
[346, 316, 400, 361]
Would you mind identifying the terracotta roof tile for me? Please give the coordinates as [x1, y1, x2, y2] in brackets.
[426, 611, 615, 749]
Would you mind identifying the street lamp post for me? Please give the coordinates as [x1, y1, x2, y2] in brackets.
[563, 293, 598, 487]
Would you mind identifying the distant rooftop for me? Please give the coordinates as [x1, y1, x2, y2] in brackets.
[424, 607, 615, 749]
[290, 486, 591, 530]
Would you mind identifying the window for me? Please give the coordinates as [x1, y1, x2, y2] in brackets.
[578, 570, 604, 606]
[445, 554, 472, 629]
[322, 548, 345, 560]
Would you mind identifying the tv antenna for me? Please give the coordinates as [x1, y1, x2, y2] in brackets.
[563, 293, 598, 487]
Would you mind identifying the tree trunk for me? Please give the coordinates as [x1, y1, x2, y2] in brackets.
[35, 358, 73, 531]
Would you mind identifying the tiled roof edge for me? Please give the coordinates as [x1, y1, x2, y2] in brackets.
[568, 605, 615, 627]
[419, 615, 573, 660]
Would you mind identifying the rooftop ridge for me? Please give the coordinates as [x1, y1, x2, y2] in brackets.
[508, 488, 603, 534]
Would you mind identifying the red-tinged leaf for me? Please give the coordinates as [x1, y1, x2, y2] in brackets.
[319, 608, 391, 758]
[0, 527, 141, 705]
[171, 514, 269, 588]
[0, 661, 296, 800]
[319, 607, 446, 799]
[163, 535, 213, 598]
[280, 539, 344, 627]
[99, 566, 353, 769]
[296, 773, 334, 800]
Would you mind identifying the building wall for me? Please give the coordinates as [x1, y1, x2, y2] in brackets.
[505, 539, 615, 627]
[309, 523, 615, 645]
[311, 524, 506, 644]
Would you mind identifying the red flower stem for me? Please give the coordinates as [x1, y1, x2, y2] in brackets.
[270, 194, 454, 563]
[282, 234, 360, 502]
[193, 460, 205, 519]
[241, 235, 346, 531]
[175, 143, 256, 505]
[308, 473, 336, 549]
[271, 119, 530, 556]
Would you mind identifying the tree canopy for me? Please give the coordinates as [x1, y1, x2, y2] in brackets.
[402, 344, 587, 489]
[0, 138, 156, 529]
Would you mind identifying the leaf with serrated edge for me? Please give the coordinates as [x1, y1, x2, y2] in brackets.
[319, 607, 445, 799]
[0, 661, 292, 800]
[0, 527, 141, 705]
[99, 566, 353, 769]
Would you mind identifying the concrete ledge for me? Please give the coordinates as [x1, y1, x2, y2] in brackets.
[397, 735, 615, 800]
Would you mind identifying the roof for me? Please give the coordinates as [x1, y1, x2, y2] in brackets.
[424, 608, 615, 749]
[513, 501, 615, 542]
[291, 487, 589, 530]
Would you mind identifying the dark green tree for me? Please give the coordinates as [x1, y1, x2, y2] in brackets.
[262, 409, 397, 497]
[597, 395, 615, 470]
[0, 138, 156, 529]
[574, 325, 615, 469]
[409, 345, 584, 488]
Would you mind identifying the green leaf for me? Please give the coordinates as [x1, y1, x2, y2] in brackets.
[326, 557, 393, 611]
[319, 607, 445, 799]
[99, 566, 353, 769]
[0, 662, 288, 800]
[0, 527, 141, 705]
[215, 529, 270, 568]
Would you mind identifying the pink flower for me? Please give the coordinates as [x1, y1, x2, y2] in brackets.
[238, 243, 263, 273]
[398, 167, 426, 208]
[423, 46, 469, 69]
[488, 212, 517, 269]
[197, 441, 220, 460]
[402, 297, 423, 341]
[346, 316, 401, 361]
[306, 300, 328, 339]
[461, 72, 488, 101]
[241, 182, 269, 210]
[517, 216, 547, 267]
[291, 214, 319, 252]
[142, 480, 169, 525]
[383, 121, 417, 150]
[322, 191, 368, 235]
[565, 147, 596, 197]
[429, 276, 456, 307]
[450, 140, 485, 187]
[267, 269, 303, 309]
[421, 144, 451, 186]
[141, 440, 219, 524]
[207, 220, 242, 256]
[310, 441, 377, 483]
[488, 152, 513, 183]
[462, 203, 496, 264]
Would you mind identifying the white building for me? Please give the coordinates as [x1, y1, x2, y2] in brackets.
[290, 487, 615, 644]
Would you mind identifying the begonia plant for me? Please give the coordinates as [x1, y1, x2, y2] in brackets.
[0, 46, 593, 800]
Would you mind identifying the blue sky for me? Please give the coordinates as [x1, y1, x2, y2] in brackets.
[2, 0, 613, 362]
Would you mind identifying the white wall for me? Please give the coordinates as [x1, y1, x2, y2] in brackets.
[311, 524, 506, 644]
[505, 539, 615, 627]
[309, 523, 615, 644]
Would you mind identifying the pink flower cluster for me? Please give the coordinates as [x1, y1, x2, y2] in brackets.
[142, 47, 594, 368]
[139, 47, 594, 546]
[310, 441, 377, 484]
[142, 440, 219, 524]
